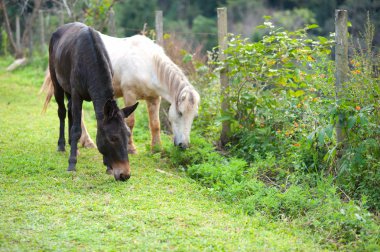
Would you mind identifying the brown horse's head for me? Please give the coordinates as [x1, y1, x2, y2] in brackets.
[96, 100, 138, 181]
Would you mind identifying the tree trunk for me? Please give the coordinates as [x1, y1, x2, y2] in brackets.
[21, 0, 42, 56]
[0, 0, 23, 58]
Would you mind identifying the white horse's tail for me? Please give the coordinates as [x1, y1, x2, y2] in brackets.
[39, 69, 54, 114]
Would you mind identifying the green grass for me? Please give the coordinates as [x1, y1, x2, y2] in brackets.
[0, 57, 327, 251]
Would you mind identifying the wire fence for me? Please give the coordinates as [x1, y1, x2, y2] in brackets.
[4, 7, 378, 59]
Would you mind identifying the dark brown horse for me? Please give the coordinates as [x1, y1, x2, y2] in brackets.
[48, 22, 138, 181]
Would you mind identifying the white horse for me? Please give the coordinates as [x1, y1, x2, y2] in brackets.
[42, 34, 200, 153]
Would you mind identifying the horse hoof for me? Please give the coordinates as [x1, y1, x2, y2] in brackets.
[57, 146, 65, 152]
[80, 137, 96, 148]
[67, 164, 76, 171]
[84, 141, 96, 148]
[151, 144, 162, 153]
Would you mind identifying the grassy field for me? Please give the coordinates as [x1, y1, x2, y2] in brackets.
[0, 57, 328, 251]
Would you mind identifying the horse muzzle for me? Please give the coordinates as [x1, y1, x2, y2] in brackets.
[111, 161, 131, 181]
[174, 138, 189, 149]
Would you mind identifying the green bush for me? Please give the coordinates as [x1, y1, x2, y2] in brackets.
[200, 17, 380, 212]
[180, 18, 380, 250]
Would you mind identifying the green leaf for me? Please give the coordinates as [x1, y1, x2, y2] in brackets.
[347, 116, 356, 129]
[263, 15, 272, 20]
[307, 132, 315, 145]
[325, 125, 334, 139]
[318, 128, 325, 146]
[256, 25, 267, 29]
[318, 36, 328, 43]
[182, 54, 193, 63]
[358, 114, 368, 125]
[217, 115, 234, 123]
[323, 146, 337, 162]
[293, 90, 305, 97]
[306, 24, 319, 30]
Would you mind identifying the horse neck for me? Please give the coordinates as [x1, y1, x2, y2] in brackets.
[153, 53, 191, 104]
[92, 90, 114, 122]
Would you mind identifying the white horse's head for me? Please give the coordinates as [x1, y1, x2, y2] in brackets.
[169, 86, 200, 149]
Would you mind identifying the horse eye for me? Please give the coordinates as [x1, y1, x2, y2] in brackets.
[178, 112, 183, 117]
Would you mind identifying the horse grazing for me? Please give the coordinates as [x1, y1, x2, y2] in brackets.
[48, 22, 138, 181]
[42, 35, 200, 153]
[103, 35, 200, 152]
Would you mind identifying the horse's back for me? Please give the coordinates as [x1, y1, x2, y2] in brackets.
[101, 34, 165, 99]
[49, 22, 112, 100]
[49, 23, 85, 92]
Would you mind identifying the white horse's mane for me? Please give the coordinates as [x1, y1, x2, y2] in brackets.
[152, 52, 199, 108]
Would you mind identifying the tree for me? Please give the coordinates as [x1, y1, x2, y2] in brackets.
[0, 0, 42, 58]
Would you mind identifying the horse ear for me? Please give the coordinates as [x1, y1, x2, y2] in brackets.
[103, 99, 117, 120]
[122, 102, 139, 118]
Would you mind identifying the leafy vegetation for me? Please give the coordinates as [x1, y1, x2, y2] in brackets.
[160, 18, 380, 250]
[165, 134, 379, 250]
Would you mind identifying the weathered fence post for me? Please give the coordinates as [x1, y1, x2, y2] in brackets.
[155, 10, 171, 134]
[218, 7, 230, 147]
[28, 32, 33, 59]
[39, 10, 45, 52]
[108, 8, 116, 36]
[335, 9, 348, 156]
[155, 10, 163, 46]
[15, 15, 20, 50]
[59, 10, 64, 26]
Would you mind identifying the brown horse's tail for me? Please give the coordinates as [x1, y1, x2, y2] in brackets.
[39, 69, 54, 113]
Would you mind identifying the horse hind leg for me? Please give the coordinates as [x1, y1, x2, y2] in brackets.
[79, 110, 96, 148]
[123, 95, 138, 154]
[55, 86, 66, 152]
[147, 97, 162, 152]
[125, 113, 137, 154]
[67, 93, 72, 145]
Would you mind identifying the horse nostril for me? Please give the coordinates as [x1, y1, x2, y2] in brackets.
[119, 173, 130, 181]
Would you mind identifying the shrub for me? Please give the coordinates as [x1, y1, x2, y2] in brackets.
[177, 18, 380, 250]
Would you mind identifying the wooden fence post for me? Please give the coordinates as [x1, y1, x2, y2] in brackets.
[218, 7, 230, 147]
[155, 10, 171, 133]
[59, 10, 64, 26]
[335, 9, 348, 156]
[16, 15, 20, 50]
[39, 10, 45, 52]
[155, 10, 163, 46]
[108, 8, 116, 36]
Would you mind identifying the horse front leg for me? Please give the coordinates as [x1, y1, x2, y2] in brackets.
[67, 96, 83, 171]
[103, 156, 112, 175]
[147, 97, 162, 152]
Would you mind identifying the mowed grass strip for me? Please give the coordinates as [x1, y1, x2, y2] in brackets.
[0, 59, 323, 251]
